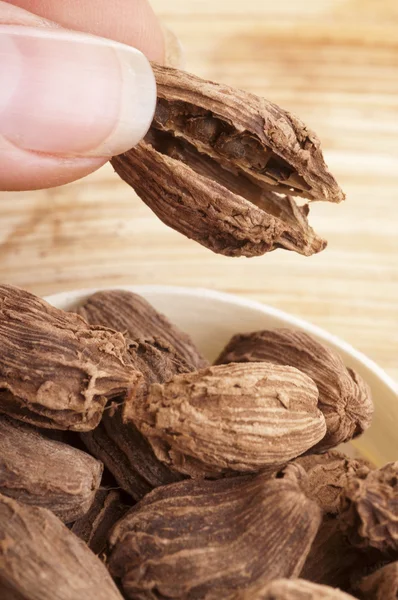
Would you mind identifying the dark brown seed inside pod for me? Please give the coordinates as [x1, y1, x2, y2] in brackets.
[112, 64, 345, 258]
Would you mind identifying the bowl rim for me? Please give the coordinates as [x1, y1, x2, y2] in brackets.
[45, 284, 398, 396]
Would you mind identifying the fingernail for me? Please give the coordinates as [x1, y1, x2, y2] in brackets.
[0, 25, 156, 157]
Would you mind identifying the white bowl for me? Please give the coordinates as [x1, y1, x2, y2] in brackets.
[45, 285, 398, 467]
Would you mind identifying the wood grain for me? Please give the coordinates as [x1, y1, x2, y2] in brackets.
[0, 0, 397, 383]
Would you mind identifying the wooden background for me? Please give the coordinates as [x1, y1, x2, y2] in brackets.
[0, 0, 397, 382]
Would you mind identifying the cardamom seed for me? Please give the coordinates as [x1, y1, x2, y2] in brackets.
[0, 285, 141, 431]
[216, 329, 373, 451]
[112, 64, 345, 257]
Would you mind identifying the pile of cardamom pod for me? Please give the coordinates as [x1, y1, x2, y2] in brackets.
[0, 284, 396, 600]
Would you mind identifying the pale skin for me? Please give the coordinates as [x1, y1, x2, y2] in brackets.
[0, 0, 165, 191]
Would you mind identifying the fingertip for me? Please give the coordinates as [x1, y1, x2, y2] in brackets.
[0, 26, 157, 160]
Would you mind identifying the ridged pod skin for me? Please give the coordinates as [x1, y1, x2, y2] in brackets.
[108, 466, 322, 600]
[127, 362, 326, 477]
[0, 494, 123, 600]
[339, 462, 398, 554]
[216, 329, 373, 451]
[71, 488, 130, 555]
[0, 285, 141, 431]
[112, 64, 345, 257]
[75, 289, 208, 370]
[81, 337, 192, 500]
[293, 450, 372, 514]
[0, 415, 103, 523]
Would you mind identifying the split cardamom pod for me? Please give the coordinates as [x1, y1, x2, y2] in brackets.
[0, 285, 141, 431]
[216, 329, 374, 451]
[0, 493, 123, 600]
[75, 289, 208, 370]
[353, 561, 398, 600]
[81, 336, 193, 500]
[71, 488, 130, 556]
[0, 415, 103, 523]
[339, 461, 398, 554]
[112, 64, 345, 257]
[108, 466, 321, 600]
[127, 362, 326, 477]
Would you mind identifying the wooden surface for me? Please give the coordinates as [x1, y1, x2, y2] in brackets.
[0, 0, 397, 382]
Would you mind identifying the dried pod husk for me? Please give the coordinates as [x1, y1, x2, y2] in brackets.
[293, 450, 372, 514]
[75, 289, 207, 370]
[353, 561, 398, 600]
[0, 493, 123, 600]
[238, 578, 357, 600]
[127, 336, 195, 387]
[216, 329, 373, 451]
[81, 338, 192, 500]
[0, 415, 103, 523]
[71, 488, 131, 556]
[0, 284, 142, 431]
[339, 462, 398, 554]
[108, 467, 322, 600]
[112, 64, 345, 258]
[300, 516, 383, 590]
[128, 362, 326, 478]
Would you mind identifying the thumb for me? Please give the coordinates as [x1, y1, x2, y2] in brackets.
[0, 2, 156, 191]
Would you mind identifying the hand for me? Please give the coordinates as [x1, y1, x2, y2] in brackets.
[0, 0, 164, 191]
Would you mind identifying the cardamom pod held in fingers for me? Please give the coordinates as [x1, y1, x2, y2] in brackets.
[108, 466, 321, 600]
[112, 64, 344, 257]
[127, 362, 327, 477]
[216, 329, 373, 451]
[0, 493, 123, 600]
[0, 415, 103, 523]
[81, 337, 191, 500]
[75, 289, 208, 370]
[0, 285, 141, 431]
